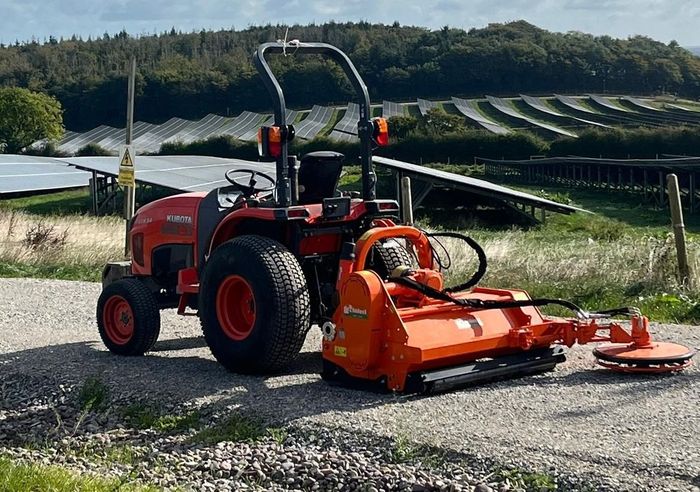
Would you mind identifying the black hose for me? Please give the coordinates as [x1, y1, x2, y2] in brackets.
[423, 231, 488, 292]
[388, 274, 638, 320]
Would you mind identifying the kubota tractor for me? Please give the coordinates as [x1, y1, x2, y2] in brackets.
[98, 42, 694, 393]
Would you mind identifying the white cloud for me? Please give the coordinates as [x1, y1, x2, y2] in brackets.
[0, 0, 697, 45]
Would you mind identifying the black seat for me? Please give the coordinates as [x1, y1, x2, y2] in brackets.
[298, 151, 344, 205]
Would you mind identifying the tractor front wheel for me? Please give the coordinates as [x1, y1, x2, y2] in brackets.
[199, 235, 311, 373]
[97, 278, 161, 355]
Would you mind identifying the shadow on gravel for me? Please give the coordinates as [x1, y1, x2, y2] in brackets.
[0, 337, 390, 439]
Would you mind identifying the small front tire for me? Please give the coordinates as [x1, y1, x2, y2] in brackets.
[97, 278, 161, 356]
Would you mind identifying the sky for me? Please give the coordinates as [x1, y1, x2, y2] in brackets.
[2, 0, 700, 47]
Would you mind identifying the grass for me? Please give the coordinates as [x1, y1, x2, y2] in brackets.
[121, 404, 200, 433]
[0, 456, 157, 491]
[495, 467, 559, 491]
[388, 435, 447, 467]
[77, 377, 109, 412]
[0, 189, 92, 216]
[191, 412, 283, 445]
[0, 208, 123, 282]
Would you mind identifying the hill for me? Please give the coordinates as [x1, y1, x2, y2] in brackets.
[1, 21, 699, 130]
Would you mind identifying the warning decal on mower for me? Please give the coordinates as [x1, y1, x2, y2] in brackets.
[343, 305, 368, 319]
[334, 346, 347, 357]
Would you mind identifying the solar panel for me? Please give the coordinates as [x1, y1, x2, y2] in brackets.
[133, 118, 194, 154]
[621, 96, 661, 112]
[63, 155, 276, 193]
[59, 125, 120, 154]
[0, 155, 90, 194]
[382, 101, 406, 118]
[588, 95, 631, 113]
[486, 96, 577, 138]
[163, 114, 227, 145]
[328, 130, 358, 142]
[373, 156, 583, 215]
[333, 103, 360, 135]
[666, 103, 700, 113]
[95, 121, 159, 153]
[295, 106, 334, 139]
[554, 94, 599, 114]
[417, 99, 438, 116]
[451, 97, 510, 135]
[519, 95, 609, 129]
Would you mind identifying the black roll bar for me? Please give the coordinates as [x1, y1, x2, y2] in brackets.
[253, 42, 376, 206]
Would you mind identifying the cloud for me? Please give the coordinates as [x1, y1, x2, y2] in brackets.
[0, 0, 697, 45]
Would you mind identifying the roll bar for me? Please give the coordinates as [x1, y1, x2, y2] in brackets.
[253, 42, 377, 206]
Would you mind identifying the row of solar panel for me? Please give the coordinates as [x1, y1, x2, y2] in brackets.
[43, 95, 700, 155]
[419, 95, 700, 138]
[0, 153, 582, 217]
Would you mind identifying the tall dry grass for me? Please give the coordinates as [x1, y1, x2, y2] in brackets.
[0, 209, 124, 273]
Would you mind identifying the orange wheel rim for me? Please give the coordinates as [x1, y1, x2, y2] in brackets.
[103, 295, 134, 345]
[216, 275, 256, 341]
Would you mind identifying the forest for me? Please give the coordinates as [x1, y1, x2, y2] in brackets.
[1, 20, 699, 131]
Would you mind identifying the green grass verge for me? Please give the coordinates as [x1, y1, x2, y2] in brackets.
[0, 261, 101, 282]
[0, 189, 92, 216]
[0, 456, 158, 491]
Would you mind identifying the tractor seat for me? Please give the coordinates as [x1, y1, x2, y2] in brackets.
[298, 151, 344, 205]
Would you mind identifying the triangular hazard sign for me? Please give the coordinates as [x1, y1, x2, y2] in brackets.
[120, 147, 134, 167]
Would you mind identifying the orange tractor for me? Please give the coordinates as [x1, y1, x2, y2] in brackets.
[97, 42, 695, 392]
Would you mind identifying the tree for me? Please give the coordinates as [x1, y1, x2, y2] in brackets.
[0, 87, 63, 153]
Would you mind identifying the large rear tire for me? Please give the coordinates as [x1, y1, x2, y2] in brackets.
[199, 235, 311, 374]
[368, 240, 415, 279]
[97, 278, 160, 356]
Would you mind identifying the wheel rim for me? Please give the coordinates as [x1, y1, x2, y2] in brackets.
[216, 275, 256, 341]
[103, 295, 134, 345]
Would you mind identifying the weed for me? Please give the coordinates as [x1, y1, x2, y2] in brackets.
[77, 377, 108, 412]
[121, 404, 200, 432]
[266, 427, 288, 445]
[495, 467, 557, 491]
[22, 221, 68, 250]
[191, 413, 274, 444]
[387, 435, 446, 467]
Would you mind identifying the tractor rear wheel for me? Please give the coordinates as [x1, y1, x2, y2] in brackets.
[97, 278, 160, 356]
[368, 240, 416, 279]
[199, 235, 311, 374]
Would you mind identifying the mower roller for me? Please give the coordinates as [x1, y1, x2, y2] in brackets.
[97, 41, 695, 393]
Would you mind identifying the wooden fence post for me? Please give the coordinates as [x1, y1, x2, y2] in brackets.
[667, 174, 691, 285]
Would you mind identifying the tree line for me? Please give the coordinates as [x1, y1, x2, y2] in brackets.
[2, 20, 699, 131]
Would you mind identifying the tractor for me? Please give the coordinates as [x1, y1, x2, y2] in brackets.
[97, 42, 694, 393]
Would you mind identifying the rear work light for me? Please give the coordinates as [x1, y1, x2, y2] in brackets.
[371, 117, 389, 146]
[258, 125, 295, 158]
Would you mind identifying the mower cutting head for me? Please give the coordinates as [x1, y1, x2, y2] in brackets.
[593, 342, 696, 373]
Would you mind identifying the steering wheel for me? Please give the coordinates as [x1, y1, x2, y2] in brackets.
[225, 169, 276, 196]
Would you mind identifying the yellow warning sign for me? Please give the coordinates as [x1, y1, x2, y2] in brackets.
[118, 145, 136, 187]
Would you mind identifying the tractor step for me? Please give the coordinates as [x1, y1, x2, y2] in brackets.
[405, 346, 567, 394]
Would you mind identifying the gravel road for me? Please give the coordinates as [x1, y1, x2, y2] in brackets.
[1, 278, 699, 491]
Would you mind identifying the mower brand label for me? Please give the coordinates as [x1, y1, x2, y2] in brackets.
[166, 214, 193, 224]
[334, 346, 347, 357]
[343, 305, 368, 319]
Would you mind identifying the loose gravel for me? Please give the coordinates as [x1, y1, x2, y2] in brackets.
[1, 278, 699, 491]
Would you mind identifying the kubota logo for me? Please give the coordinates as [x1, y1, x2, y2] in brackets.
[166, 214, 193, 224]
[343, 304, 368, 319]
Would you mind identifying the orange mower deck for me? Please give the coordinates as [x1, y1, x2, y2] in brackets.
[321, 226, 696, 393]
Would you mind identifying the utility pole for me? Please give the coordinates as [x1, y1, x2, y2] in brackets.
[123, 57, 137, 256]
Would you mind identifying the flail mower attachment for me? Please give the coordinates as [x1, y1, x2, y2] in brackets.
[322, 225, 696, 393]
